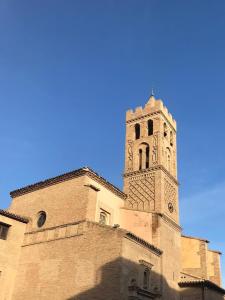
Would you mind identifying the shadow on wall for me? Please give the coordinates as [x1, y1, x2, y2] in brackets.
[67, 258, 174, 300]
[65, 257, 222, 300]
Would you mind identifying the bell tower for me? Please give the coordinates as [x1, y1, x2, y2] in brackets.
[124, 94, 179, 223]
[123, 94, 181, 299]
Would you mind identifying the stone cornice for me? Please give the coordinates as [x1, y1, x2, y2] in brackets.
[10, 167, 126, 200]
[124, 165, 179, 186]
[126, 109, 176, 132]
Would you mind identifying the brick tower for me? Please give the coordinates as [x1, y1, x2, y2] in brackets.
[123, 94, 181, 299]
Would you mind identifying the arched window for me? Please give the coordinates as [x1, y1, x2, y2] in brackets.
[138, 143, 150, 171]
[135, 123, 140, 140]
[139, 149, 142, 170]
[143, 268, 150, 290]
[170, 131, 173, 146]
[146, 146, 150, 168]
[164, 123, 167, 137]
[166, 147, 171, 172]
[147, 119, 153, 136]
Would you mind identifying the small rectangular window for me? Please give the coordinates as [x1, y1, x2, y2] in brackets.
[99, 209, 110, 225]
[0, 222, 10, 240]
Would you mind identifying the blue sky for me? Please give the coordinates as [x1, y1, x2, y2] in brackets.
[0, 0, 225, 284]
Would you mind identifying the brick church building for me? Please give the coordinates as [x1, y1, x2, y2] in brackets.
[0, 95, 224, 299]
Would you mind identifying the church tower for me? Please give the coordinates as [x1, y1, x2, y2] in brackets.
[123, 94, 181, 299]
[124, 94, 179, 222]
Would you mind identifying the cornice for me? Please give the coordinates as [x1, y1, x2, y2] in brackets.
[126, 109, 176, 132]
[124, 165, 179, 186]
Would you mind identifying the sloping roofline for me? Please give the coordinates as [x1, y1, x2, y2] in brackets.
[126, 232, 162, 256]
[0, 209, 29, 223]
[179, 280, 225, 295]
[182, 234, 209, 243]
[10, 167, 127, 199]
[208, 249, 222, 255]
[85, 220, 162, 256]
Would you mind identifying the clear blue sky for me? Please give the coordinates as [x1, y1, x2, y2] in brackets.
[1, 0, 225, 284]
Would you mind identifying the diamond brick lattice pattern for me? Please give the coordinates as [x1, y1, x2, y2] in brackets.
[164, 178, 177, 212]
[127, 174, 155, 211]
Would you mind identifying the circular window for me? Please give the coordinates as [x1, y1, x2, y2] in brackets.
[37, 211, 47, 227]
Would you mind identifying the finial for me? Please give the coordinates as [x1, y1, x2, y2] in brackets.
[151, 88, 155, 97]
[147, 88, 156, 104]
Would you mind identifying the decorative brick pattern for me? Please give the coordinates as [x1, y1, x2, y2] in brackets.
[164, 178, 177, 213]
[127, 173, 155, 211]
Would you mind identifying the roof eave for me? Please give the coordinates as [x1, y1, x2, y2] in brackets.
[10, 167, 127, 200]
[0, 209, 29, 223]
[179, 280, 225, 295]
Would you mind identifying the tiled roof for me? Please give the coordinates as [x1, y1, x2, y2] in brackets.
[0, 209, 29, 223]
[179, 280, 225, 294]
[126, 232, 162, 256]
[10, 167, 126, 199]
